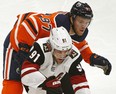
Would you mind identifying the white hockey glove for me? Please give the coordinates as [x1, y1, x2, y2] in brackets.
[90, 53, 112, 75]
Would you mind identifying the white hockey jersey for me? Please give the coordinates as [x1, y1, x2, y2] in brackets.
[21, 37, 81, 88]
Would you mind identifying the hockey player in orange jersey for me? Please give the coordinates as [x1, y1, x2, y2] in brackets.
[2, 1, 112, 94]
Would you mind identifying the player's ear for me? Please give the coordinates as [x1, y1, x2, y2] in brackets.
[70, 17, 73, 24]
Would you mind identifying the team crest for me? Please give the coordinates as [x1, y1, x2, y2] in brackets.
[69, 49, 78, 59]
[43, 43, 51, 52]
[62, 38, 67, 43]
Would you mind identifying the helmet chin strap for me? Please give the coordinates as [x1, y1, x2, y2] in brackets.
[70, 17, 78, 35]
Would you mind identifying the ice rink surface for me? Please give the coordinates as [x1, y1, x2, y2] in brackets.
[0, 0, 116, 94]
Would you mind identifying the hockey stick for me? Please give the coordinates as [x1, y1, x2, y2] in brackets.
[61, 73, 74, 94]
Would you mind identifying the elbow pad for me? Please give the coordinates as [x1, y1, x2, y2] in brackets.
[90, 53, 112, 75]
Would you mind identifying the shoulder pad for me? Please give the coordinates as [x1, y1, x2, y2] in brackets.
[55, 14, 70, 32]
[43, 43, 51, 52]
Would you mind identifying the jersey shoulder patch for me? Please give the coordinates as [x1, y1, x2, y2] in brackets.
[69, 49, 78, 59]
[43, 43, 51, 53]
[28, 42, 45, 65]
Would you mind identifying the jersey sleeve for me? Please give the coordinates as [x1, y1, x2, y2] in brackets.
[21, 42, 46, 88]
[17, 15, 39, 45]
[27, 42, 45, 65]
[10, 12, 39, 51]
[21, 60, 46, 88]
[16, 13, 53, 49]
[73, 40, 93, 64]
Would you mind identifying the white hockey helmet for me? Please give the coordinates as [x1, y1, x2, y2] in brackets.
[49, 26, 72, 51]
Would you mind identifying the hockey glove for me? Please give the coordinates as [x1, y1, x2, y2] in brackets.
[40, 76, 61, 88]
[14, 43, 31, 66]
[90, 53, 112, 75]
[39, 76, 63, 94]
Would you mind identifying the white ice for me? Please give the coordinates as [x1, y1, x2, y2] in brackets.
[0, 0, 116, 94]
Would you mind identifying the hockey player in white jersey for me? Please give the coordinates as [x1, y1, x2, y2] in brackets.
[21, 26, 89, 94]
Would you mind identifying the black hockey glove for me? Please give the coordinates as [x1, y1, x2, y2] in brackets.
[90, 53, 112, 75]
[14, 43, 31, 66]
[39, 76, 63, 94]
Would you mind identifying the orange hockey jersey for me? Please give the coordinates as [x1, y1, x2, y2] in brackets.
[10, 11, 92, 64]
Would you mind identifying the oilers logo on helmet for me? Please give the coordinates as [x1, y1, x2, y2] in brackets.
[70, 1, 93, 19]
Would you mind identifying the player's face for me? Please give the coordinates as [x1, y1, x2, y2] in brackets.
[53, 49, 70, 64]
[73, 16, 91, 36]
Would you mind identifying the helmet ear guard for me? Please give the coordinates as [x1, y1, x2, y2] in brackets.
[70, 1, 93, 19]
[49, 26, 72, 51]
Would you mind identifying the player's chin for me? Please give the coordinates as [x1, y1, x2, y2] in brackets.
[78, 33, 83, 36]
[78, 31, 84, 36]
[57, 59, 64, 64]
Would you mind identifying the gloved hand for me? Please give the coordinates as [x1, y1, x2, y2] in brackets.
[39, 76, 63, 94]
[13, 43, 31, 74]
[14, 43, 31, 64]
[40, 76, 61, 88]
[90, 53, 112, 75]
